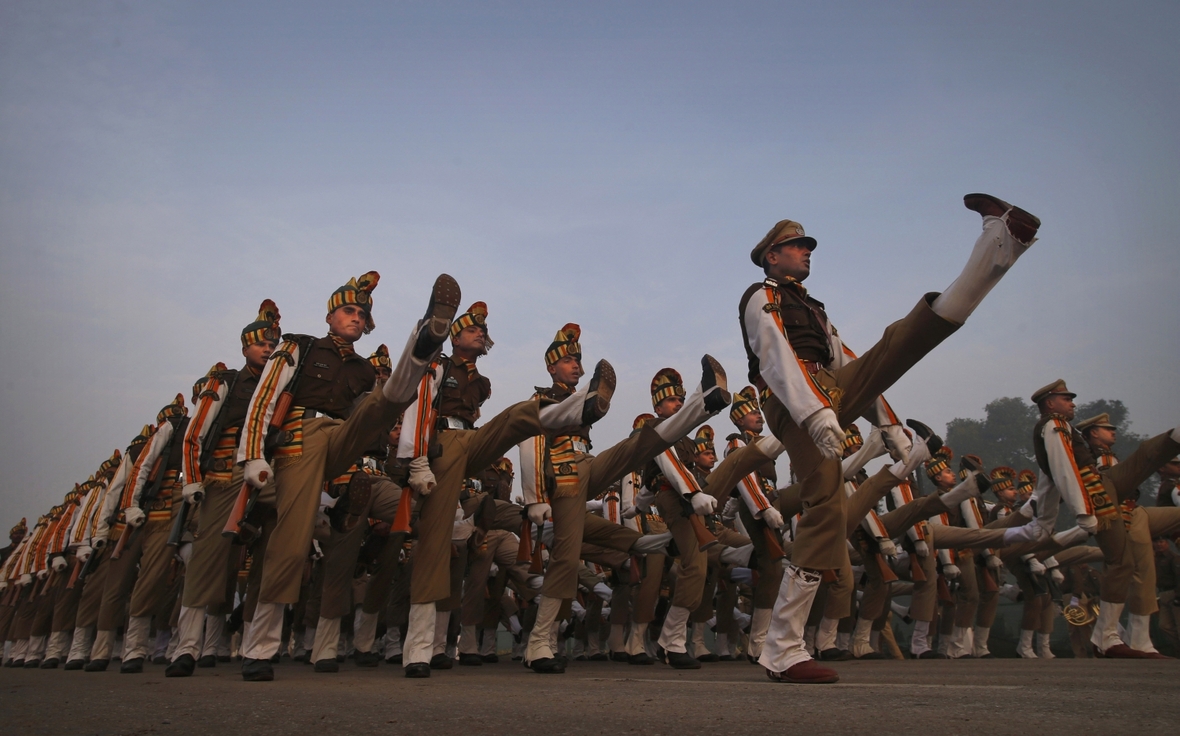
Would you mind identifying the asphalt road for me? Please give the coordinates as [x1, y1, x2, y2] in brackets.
[3, 657, 1177, 736]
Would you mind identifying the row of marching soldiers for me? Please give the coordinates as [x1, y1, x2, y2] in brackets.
[4, 193, 1180, 681]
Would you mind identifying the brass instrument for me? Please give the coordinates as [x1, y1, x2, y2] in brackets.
[1063, 598, 1099, 626]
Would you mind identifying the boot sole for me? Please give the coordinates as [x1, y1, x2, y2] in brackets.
[584, 360, 616, 423]
[963, 193, 1040, 243]
[701, 354, 730, 413]
[424, 274, 462, 342]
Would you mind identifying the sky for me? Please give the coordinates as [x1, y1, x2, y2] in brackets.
[2, 1, 1178, 524]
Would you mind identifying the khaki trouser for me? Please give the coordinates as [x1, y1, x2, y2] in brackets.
[127, 517, 179, 618]
[952, 550, 980, 629]
[73, 546, 111, 629]
[539, 426, 664, 601]
[461, 530, 530, 626]
[31, 581, 57, 638]
[96, 523, 146, 630]
[10, 587, 37, 641]
[654, 490, 707, 610]
[50, 554, 82, 634]
[633, 554, 666, 624]
[181, 469, 263, 608]
[412, 401, 543, 605]
[762, 295, 957, 571]
[737, 502, 784, 610]
[256, 388, 411, 605]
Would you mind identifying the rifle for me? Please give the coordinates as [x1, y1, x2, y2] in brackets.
[73, 548, 101, 588]
[762, 526, 786, 562]
[66, 558, 83, 589]
[224, 336, 312, 544]
[980, 565, 998, 593]
[198, 370, 239, 476]
[516, 516, 533, 564]
[679, 495, 718, 551]
[936, 573, 953, 603]
[166, 500, 191, 548]
[875, 552, 899, 583]
[529, 532, 545, 575]
[909, 553, 927, 583]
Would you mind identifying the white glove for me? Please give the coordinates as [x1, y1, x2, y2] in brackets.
[913, 540, 928, 557]
[244, 458, 274, 489]
[690, 492, 717, 516]
[942, 564, 961, 579]
[177, 542, 193, 566]
[527, 503, 552, 525]
[51, 556, 68, 572]
[182, 482, 205, 504]
[76, 545, 93, 563]
[878, 538, 898, 558]
[124, 506, 146, 528]
[1075, 514, 1098, 535]
[1027, 558, 1046, 575]
[593, 582, 613, 602]
[585, 499, 604, 513]
[408, 456, 436, 496]
[729, 567, 754, 585]
[634, 488, 655, 513]
[882, 424, 912, 463]
[621, 506, 640, 520]
[759, 506, 785, 530]
[35, 568, 49, 580]
[1050, 568, 1064, 585]
[311, 539, 324, 561]
[721, 497, 741, 521]
[803, 408, 844, 460]
[452, 512, 475, 542]
[986, 554, 1003, 570]
[19, 573, 32, 586]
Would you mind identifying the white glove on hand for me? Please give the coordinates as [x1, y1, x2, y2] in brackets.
[803, 408, 844, 460]
[452, 512, 475, 542]
[177, 542, 193, 566]
[1050, 568, 1065, 585]
[76, 545, 93, 563]
[37, 568, 49, 580]
[729, 567, 754, 585]
[621, 506, 640, 520]
[408, 456, 436, 496]
[19, 573, 33, 586]
[182, 482, 205, 504]
[913, 540, 929, 557]
[585, 499, 604, 513]
[942, 564, 961, 579]
[690, 492, 717, 516]
[51, 556, 68, 572]
[1075, 514, 1098, 535]
[311, 539, 324, 561]
[1027, 558, 1047, 575]
[721, 497, 741, 521]
[759, 506, 785, 530]
[878, 539, 898, 558]
[244, 458, 274, 489]
[527, 503, 552, 525]
[882, 424, 913, 463]
[593, 582, 613, 602]
[124, 506, 146, 528]
[987, 554, 1003, 570]
[634, 488, 655, 513]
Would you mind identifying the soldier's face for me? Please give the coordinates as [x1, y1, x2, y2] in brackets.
[452, 325, 487, 356]
[1044, 394, 1075, 420]
[737, 410, 764, 435]
[765, 242, 812, 281]
[655, 396, 684, 418]
[995, 487, 1017, 505]
[548, 355, 584, 386]
[1089, 426, 1116, 449]
[327, 304, 367, 342]
[242, 339, 277, 372]
[695, 450, 717, 470]
[933, 468, 957, 489]
[388, 421, 402, 447]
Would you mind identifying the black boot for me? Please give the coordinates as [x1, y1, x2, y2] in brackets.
[165, 654, 196, 678]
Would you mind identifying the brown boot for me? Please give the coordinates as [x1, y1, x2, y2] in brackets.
[765, 658, 839, 684]
[963, 193, 1040, 245]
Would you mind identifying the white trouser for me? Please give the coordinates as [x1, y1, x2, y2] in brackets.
[90, 629, 114, 661]
[311, 616, 342, 663]
[657, 605, 691, 654]
[45, 630, 72, 661]
[932, 214, 1031, 324]
[431, 609, 449, 657]
[201, 613, 225, 659]
[173, 605, 205, 661]
[353, 610, 379, 654]
[758, 565, 821, 673]
[67, 626, 94, 663]
[525, 595, 562, 662]
[404, 602, 436, 665]
[240, 601, 284, 660]
[122, 616, 152, 661]
[749, 608, 772, 658]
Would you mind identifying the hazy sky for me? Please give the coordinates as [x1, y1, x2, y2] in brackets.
[2, 1, 1178, 524]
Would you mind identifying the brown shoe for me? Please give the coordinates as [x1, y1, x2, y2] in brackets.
[414, 274, 462, 359]
[582, 359, 616, 425]
[1102, 643, 1153, 659]
[765, 659, 839, 684]
[963, 193, 1040, 245]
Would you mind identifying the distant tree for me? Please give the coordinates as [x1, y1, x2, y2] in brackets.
[944, 397, 1040, 474]
[944, 396, 1158, 503]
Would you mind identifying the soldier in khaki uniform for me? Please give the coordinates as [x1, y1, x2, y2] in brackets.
[236, 272, 464, 681]
[396, 303, 618, 678]
[520, 327, 721, 673]
[165, 301, 281, 677]
[1022, 380, 1180, 658]
[714, 193, 1040, 682]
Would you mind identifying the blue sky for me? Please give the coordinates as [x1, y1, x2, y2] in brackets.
[2, 1, 1178, 522]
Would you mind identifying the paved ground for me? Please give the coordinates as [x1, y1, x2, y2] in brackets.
[3, 657, 1177, 736]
